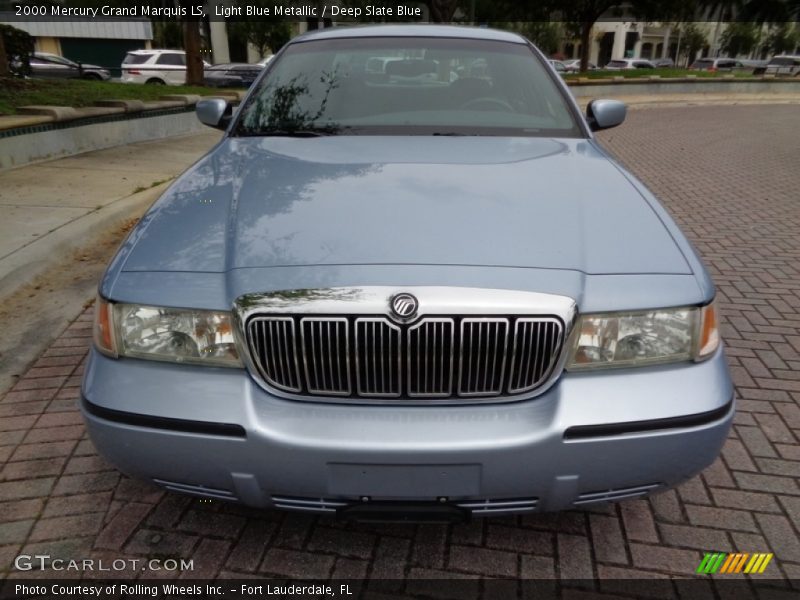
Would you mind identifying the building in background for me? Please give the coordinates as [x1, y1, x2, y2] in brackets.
[1, 20, 153, 77]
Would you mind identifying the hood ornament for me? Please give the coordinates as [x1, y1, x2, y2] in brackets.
[390, 293, 418, 321]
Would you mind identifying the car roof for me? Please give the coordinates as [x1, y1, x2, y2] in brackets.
[127, 49, 186, 55]
[293, 24, 526, 44]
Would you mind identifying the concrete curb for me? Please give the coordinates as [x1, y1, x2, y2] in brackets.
[567, 78, 800, 98]
[0, 182, 169, 301]
[0, 94, 243, 169]
[576, 93, 800, 110]
[0, 108, 207, 170]
[17, 105, 80, 120]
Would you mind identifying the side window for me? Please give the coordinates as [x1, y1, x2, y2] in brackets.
[157, 53, 184, 66]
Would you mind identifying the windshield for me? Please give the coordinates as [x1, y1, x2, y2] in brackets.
[768, 57, 799, 66]
[36, 54, 77, 67]
[123, 53, 151, 65]
[234, 36, 581, 137]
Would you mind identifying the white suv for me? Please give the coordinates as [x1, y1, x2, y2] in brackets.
[604, 58, 656, 70]
[121, 49, 209, 85]
[764, 55, 800, 77]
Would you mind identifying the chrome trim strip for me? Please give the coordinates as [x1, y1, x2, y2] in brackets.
[234, 287, 576, 317]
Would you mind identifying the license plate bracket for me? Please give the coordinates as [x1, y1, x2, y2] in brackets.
[327, 463, 481, 497]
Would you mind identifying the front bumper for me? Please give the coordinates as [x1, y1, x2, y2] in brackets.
[81, 348, 733, 516]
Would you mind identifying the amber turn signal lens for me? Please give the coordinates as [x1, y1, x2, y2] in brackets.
[697, 302, 720, 359]
[93, 296, 117, 357]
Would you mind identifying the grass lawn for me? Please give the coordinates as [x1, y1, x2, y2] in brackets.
[0, 78, 244, 115]
[563, 68, 758, 80]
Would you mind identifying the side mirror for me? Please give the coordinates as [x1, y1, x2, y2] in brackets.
[196, 98, 232, 130]
[586, 99, 626, 131]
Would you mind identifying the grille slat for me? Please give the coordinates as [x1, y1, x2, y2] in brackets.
[458, 318, 509, 397]
[246, 317, 301, 393]
[355, 318, 401, 397]
[247, 315, 562, 401]
[408, 318, 454, 398]
[508, 318, 563, 395]
[301, 317, 350, 396]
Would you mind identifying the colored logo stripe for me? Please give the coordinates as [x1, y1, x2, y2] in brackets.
[697, 553, 773, 574]
[697, 553, 726, 574]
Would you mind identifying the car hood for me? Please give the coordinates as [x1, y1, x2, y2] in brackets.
[119, 136, 691, 275]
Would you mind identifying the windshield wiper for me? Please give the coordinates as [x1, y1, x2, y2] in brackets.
[235, 126, 345, 138]
[235, 129, 335, 138]
[264, 129, 336, 137]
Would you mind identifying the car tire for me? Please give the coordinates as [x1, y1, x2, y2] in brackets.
[82, 73, 102, 81]
[145, 78, 166, 85]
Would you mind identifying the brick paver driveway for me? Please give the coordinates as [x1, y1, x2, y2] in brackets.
[1, 104, 799, 587]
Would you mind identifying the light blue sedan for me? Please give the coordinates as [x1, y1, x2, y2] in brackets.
[82, 25, 733, 521]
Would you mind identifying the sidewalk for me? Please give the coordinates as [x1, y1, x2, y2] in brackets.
[0, 130, 220, 394]
[0, 129, 221, 298]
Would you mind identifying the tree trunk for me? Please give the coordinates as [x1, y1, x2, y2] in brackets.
[0, 34, 9, 77]
[183, 20, 204, 85]
[579, 22, 592, 73]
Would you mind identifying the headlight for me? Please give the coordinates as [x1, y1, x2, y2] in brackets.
[567, 302, 720, 370]
[93, 297, 242, 368]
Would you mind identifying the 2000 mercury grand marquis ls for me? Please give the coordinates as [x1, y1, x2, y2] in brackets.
[82, 25, 733, 520]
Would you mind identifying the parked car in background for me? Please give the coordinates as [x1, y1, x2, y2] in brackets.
[30, 52, 111, 80]
[562, 59, 597, 72]
[83, 25, 732, 520]
[604, 58, 656, 70]
[257, 55, 274, 67]
[121, 49, 209, 85]
[548, 59, 567, 73]
[689, 58, 748, 73]
[739, 58, 768, 70]
[651, 57, 675, 68]
[204, 63, 262, 88]
[762, 55, 800, 76]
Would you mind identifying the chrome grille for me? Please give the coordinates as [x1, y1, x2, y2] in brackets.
[246, 314, 564, 402]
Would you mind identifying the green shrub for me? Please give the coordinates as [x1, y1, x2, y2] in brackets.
[1, 24, 35, 77]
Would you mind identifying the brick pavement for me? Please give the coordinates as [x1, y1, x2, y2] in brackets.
[1, 104, 799, 590]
